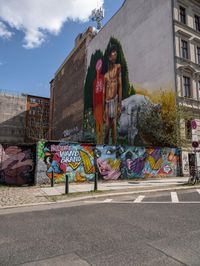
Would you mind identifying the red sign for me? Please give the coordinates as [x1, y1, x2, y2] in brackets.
[192, 141, 199, 148]
[191, 120, 197, 129]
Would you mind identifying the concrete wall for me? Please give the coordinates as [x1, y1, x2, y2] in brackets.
[87, 0, 175, 91]
[0, 144, 36, 185]
[0, 93, 26, 143]
[35, 141, 180, 184]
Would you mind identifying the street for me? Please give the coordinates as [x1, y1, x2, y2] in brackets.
[0, 188, 200, 266]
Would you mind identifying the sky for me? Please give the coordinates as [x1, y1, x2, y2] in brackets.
[0, 0, 124, 98]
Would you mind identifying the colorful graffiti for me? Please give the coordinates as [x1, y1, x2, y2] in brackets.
[37, 141, 179, 183]
[83, 37, 176, 147]
[39, 142, 95, 183]
[96, 146, 179, 180]
[0, 144, 35, 185]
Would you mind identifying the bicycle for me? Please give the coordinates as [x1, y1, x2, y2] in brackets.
[188, 167, 200, 185]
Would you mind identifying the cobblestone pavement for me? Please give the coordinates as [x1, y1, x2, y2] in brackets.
[0, 186, 49, 207]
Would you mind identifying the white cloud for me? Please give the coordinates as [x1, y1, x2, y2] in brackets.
[0, 0, 104, 48]
[0, 21, 13, 39]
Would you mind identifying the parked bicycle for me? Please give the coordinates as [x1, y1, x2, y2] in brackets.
[188, 166, 200, 185]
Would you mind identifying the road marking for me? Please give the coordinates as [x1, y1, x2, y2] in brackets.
[134, 195, 145, 203]
[171, 192, 179, 203]
[103, 199, 113, 202]
[197, 189, 200, 194]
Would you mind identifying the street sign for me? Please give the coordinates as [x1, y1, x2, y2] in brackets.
[191, 120, 197, 129]
[192, 141, 199, 148]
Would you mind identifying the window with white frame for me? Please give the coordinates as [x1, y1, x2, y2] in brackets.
[197, 46, 200, 64]
[198, 81, 200, 98]
[183, 76, 191, 97]
[180, 6, 186, 24]
[181, 39, 189, 59]
[185, 120, 192, 139]
[195, 15, 200, 32]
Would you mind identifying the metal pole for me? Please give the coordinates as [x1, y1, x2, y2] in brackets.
[195, 148, 197, 171]
[94, 147, 98, 191]
[51, 171, 54, 187]
[65, 174, 69, 194]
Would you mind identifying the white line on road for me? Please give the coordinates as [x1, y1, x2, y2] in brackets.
[103, 199, 113, 202]
[171, 192, 179, 203]
[134, 195, 145, 203]
[197, 189, 200, 194]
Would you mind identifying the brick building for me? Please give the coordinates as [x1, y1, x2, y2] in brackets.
[0, 92, 50, 144]
[49, 27, 95, 140]
[25, 94, 50, 142]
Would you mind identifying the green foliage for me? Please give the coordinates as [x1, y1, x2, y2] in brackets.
[37, 140, 45, 159]
[137, 103, 194, 148]
[128, 84, 135, 96]
[103, 37, 130, 99]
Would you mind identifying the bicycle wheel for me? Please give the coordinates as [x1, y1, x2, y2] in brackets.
[188, 175, 196, 185]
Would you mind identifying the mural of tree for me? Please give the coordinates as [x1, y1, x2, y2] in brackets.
[103, 37, 132, 99]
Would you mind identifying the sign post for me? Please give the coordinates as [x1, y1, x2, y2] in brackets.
[191, 120, 198, 171]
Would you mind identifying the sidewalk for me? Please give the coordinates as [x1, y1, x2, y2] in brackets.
[0, 177, 191, 208]
[41, 177, 189, 196]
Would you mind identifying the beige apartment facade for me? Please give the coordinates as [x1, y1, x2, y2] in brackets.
[174, 0, 200, 174]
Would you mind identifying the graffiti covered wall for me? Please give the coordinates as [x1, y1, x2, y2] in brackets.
[0, 144, 36, 185]
[36, 141, 180, 184]
[96, 146, 179, 180]
[84, 0, 176, 147]
[36, 141, 95, 184]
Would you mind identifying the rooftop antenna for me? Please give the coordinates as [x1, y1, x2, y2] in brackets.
[91, 1, 104, 30]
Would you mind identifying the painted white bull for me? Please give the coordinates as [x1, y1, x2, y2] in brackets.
[119, 94, 160, 144]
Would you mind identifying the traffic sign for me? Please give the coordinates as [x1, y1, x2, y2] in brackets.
[192, 141, 199, 148]
[191, 120, 197, 129]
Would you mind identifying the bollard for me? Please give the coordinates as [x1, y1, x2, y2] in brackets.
[65, 174, 69, 194]
[94, 171, 98, 191]
[51, 171, 54, 187]
[93, 147, 98, 191]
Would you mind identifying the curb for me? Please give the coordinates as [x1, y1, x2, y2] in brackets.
[0, 183, 199, 210]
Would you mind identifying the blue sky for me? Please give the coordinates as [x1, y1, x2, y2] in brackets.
[0, 0, 124, 98]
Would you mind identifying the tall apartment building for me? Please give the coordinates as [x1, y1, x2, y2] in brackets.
[49, 27, 95, 140]
[50, 0, 200, 175]
[174, 0, 200, 173]
[0, 92, 50, 143]
[0, 92, 26, 143]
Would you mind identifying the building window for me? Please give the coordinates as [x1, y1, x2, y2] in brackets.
[181, 40, 188, 59]
[185, 120, 192, 139]
[195, 15, 200, 31]
[183, 76, 191, 97]
[198, 81, 200, 98]
[197, 46, 200, 64]
[180, 6, 186, 24]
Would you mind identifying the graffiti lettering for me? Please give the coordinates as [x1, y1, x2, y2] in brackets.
[60, 150, 81, 163]
[51, 145, 70, 152]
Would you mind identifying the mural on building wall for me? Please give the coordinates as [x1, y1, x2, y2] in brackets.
[83, 37, 176, 147]
[0, 144, 35, 185]
[37, 142, 179, 184]
[95, 145, 179, 180]
[38, 141, 95, 183]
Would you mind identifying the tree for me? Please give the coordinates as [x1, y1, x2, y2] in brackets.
[137, 90, 194, 147]
[26, 102, 49, 142]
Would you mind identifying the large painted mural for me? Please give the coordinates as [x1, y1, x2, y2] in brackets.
[0, 144, 35, 186]
[83, 37, 176, 147]
[37, 141, 95, 183]
[36, 141, 180, 184]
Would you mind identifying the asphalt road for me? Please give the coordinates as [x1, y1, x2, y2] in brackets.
[0, 189, 200, 266]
